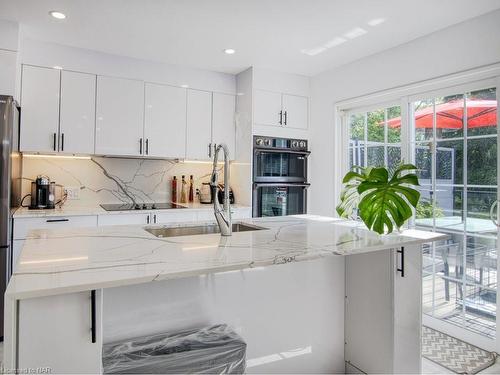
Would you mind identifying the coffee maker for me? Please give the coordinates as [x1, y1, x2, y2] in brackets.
[30, 176, 56, 209]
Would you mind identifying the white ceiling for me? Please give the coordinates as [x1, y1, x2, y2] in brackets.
[1, 0, 500, 76]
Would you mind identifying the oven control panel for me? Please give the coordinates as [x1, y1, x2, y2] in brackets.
[254, 136, 308, 151]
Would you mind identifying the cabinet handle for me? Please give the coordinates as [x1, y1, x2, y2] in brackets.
[208, 143, 212, 158]
[139, 138, 143, 154]
[145, 139, 149, 155]
[61, 133, 65, 151]
[279, 110, 283, 125]
[153, 214, 157, 223]
[53, 133, 57, 151]
[146, 215, 150, 224]
[46, 218, 69, 223]
[90, 290, 96, 343]
[397, 247, 405, 277]
[284, 111, 288, 125]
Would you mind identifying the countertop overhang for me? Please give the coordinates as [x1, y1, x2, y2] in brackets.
[7, 215, 447, 299]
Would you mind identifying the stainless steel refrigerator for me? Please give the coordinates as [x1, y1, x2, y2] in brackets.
[0, 95, 21, 340]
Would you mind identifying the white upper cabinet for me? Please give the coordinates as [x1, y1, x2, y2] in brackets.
[20, 65, 61, 152]
[254, 89, 309, 130]
[282, 94, 308, 130]
[144, 83, 186, 158]
[59, 71, 96, 154]
[186, 89, 212, 160]
[95, 76, 144, 157]
[212, 92, 236, 158]
[254, 89, 282, 127]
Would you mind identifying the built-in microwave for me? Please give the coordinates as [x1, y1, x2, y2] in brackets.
[252, 136, 310, 217]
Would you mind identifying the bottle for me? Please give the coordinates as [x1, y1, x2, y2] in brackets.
[180, 175, 187, 203]
[188, 175, 194, 203]
[171, 176, 177, 203]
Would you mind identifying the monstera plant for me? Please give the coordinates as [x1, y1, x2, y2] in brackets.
[336, 164, 420, 235]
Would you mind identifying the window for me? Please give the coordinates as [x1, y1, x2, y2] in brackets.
[348, 105, 402, 171]
[416, 87, 498, 339]
[342, 82, 499, 345]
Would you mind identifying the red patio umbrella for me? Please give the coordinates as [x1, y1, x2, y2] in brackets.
[386, 99, 497, 129]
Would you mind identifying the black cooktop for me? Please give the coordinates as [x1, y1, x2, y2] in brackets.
[100, 203, 187, 211]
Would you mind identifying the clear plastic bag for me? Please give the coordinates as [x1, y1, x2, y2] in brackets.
[102, 324, 246, 374]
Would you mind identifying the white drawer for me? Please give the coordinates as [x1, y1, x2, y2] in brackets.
[154, 211, 197, 224]
[13, 215, 98, 240]
[98, 213, 150, 226]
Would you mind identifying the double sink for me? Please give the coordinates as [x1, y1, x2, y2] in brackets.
[145, 222, 266, 238]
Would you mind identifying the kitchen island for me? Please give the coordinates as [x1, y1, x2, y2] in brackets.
[4, 215, 446, 374]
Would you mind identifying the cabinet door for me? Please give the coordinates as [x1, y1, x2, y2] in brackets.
[95, 76, 144, 156]
[20, 65, 60, 152]
[253, 89, 282, 127]
[60, 71, 96, 154]
[282, 94, 308, 129]
[18, 291, 102, 373]
[186, 89, 212, 160]
[212, 92, 236, 159]
[98, 213, 150, 226]
[154, 211, 197, 224]
[144, 83, 186, 158]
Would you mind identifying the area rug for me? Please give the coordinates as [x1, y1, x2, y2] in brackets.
[422, 326, 496, 374]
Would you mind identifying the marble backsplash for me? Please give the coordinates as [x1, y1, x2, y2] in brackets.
[21, 156, 229, 207]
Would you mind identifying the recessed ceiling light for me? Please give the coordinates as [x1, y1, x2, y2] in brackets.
[49, 11, 66, 19]
[367, 18, 386, 27]
[53, 65, 63, 70]
[344, 27, 367, 39]
[323, 37, 347, 48]
[181, 84, 189, 88]
[224, 48, 236, 55]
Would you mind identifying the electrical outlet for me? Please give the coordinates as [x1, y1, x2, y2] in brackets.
[64, 187, 80, 200]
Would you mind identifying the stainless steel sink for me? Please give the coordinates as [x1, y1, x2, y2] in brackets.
[145, 223, 267, 238]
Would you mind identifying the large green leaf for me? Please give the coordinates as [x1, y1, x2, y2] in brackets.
[336, 166, 371, 218]
[337, 164, 421, 234]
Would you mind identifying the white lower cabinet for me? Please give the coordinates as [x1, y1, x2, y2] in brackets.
[154, 211, 197, 224]
[345, 245, 421, 374]
[98, 213, 151, 226]
[13, 215, 98, 240]
[17, 290, 103, 374]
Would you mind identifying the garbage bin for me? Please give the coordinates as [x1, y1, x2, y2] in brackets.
[102, 324, 246, 374]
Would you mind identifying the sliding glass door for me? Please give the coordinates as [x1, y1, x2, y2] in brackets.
[344, 81, 499, 349]
[413, 87, 498, 344]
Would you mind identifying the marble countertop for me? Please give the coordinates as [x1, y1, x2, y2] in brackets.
[12, 203, 251, 218]
[7, 215, 447, 300]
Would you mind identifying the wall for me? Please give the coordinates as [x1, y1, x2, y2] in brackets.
[22, 157, 219, 207]
[13, 36, 252, 207]
[18, 38, 235, 94]
[309, 9, 500, 216]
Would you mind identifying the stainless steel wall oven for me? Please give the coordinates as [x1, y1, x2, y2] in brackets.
[252, 136, 310, 217]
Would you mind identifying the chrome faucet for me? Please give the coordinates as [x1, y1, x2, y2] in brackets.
[210, 144, 232, 236]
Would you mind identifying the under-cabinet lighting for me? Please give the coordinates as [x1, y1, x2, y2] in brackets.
[20, 256, 88, 265]
[49, 11, 66, 19]
[23, 154, 92, 160]
[182, 160, 224, 164]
